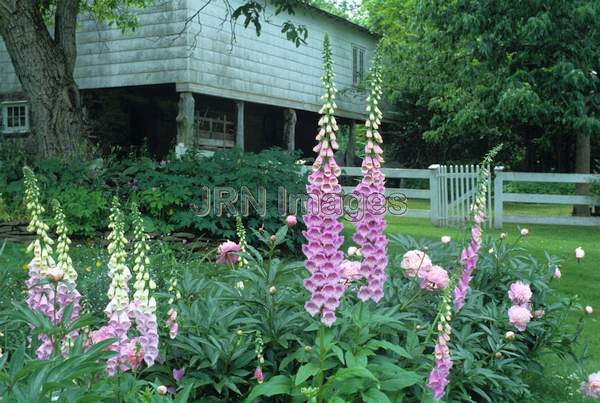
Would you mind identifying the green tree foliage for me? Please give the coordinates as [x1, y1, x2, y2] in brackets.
[365, 0, 600, 170]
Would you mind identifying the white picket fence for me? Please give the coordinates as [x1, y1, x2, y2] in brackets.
[340, 166, 432, 219]
[336, 165, 600, 228]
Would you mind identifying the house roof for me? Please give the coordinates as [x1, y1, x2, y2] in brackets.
[304, 4, 378, 37]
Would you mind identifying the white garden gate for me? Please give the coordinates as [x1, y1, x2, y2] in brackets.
[429, 164, 493, 228]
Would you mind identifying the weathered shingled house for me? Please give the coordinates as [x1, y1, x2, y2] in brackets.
[0, 0, 380, 158]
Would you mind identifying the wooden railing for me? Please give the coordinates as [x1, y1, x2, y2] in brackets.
[493, 167, 600, 227]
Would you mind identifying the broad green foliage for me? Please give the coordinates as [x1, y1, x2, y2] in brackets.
[0, 148, 307, 249]
[0, 222, 592, 401]
[365, 0, 600, 168]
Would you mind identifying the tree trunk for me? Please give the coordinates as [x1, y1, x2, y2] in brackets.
[574, 132, 591, 217]
[0, 0, 86, 158]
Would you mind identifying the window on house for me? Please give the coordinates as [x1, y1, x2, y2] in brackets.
[1, 102, 29, 134]
[352, 45, 365, 86]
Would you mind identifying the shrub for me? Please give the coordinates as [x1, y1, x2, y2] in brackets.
[0, 148, 308, 251]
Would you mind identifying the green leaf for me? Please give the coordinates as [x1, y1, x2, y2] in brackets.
[274, 224, 288, 245]
[362, 387, 392, 403]
[244, 375, 292, 402]
[330, 367, 378, 383]
[295, 362, 320, 386]
[367, 340, 412, 359]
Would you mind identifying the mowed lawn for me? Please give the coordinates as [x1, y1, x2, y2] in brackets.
[380, 205, 599, 402]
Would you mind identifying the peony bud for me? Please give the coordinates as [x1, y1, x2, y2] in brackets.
[495, 352, 502, 359]
[157, 385, 168, 395]
[520, 228, 529, 236]
[286, 215, 297, 227]
[505, 331, 516, 341]
[347, 246, 358, 256]
[270, 235, 276, 242]
[500, 232, 507, 240]
[305, 345, 313, 352]
[269, 286, 277, 295]
[585, 305, 593, 315]
[553, 267, 561, 279]
[576, 247, 585, 260]
[441, 236, 451, 244]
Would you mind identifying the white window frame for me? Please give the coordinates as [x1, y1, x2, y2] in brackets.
[352, 45, 366, 86]
[1, 101, 30, 134]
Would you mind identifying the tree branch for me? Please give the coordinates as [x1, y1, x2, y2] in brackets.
[54, 0, 79, 76]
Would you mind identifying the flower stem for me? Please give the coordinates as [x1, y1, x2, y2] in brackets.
[316, 324, 326, 403]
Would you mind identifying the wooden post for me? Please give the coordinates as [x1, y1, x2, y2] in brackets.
[428, 164, 441, 226]
[345, 121, 356, 166]
[283, 108, 297, 153]
[236, 100, 245, 151]
[494, 166, 504, 229]
[175, 92, 195, 157]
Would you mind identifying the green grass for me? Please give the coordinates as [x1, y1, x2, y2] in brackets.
[382, 214, 599, 402]
[407, 199, 574, 217]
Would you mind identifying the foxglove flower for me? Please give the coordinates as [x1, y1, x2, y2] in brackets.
[129, 204, 159, 366]
[350, 50, 388, 303]
[23, 169, 81, 359]
[173, 367, 186, 382]
[302, 34, 345, 326]
[427, 292, 453, 400]
[103, 198, 133, 375]
[453, 146, 501, 310]
[235, 215, 249, 268]
[166, 308, 178, 339]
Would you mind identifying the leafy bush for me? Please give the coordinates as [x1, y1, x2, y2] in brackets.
[0, 148, 308, 250]
[150, 228, 588, 402]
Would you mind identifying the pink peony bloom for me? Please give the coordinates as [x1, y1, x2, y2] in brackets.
[401, 250, 432, 278]
[217, 241, 241, 265]
[508, 281, 533, 306]
[582, 371, 600, 398]
[419, 265, 449, 291]
[46, 266, 64, 282]
[286, 215, 297, 227]
[340, 260, 362, 285]
[173, 367, 186, 381]
[508, 305, 532, 332]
